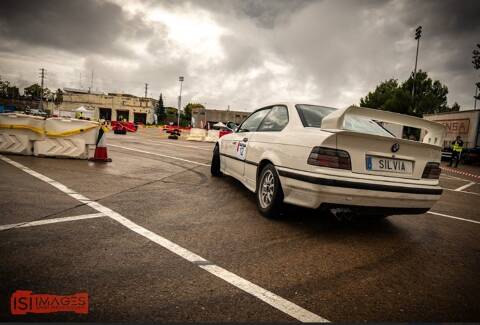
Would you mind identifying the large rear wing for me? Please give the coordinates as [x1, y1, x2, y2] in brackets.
[321, 105, 446, 147]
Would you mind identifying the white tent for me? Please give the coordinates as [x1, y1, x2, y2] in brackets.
[74, 106, 89, 112]
[74, 106, 94, 119]
[213, 122, 227, 129]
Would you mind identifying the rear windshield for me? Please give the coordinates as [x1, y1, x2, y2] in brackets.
[296, 104, 394, 137]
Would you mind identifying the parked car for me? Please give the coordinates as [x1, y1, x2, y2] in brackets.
[211, 103, 446, 219]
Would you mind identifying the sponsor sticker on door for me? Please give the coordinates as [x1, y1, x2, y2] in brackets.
[235, 141, 247, 160]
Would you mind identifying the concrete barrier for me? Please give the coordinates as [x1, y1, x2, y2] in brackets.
[34, 118, 99, 159]
[186, 128, 207, 141]
[0, 113, 45, 155]
[204, 129, 220, 142]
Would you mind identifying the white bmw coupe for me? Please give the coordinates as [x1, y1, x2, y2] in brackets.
[211, 103, 446, 219]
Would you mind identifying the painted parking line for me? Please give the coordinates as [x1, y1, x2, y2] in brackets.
[113, 134, 215, 150]
[0, 213, 105, 231]
[428, 211, 480, 225]
[109, 144, 211, 167]
[126, 138, 213, 151]
[0, 154, 327, 323]
[440, 174, 472, 181]
[443, 188, 480, 197]
[454, 181, 475, 192]
[111, 138, 213, 152]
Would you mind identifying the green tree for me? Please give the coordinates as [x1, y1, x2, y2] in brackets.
[402, 70, 448, 115]
[360, 70, 450, 117]
[0, 80, 20, 99]
[183, 103, 204, 118]
[0, 80, 9, 97]
[166, 106, 177, 116]
[182, 103, 205, 126]
[54, 88, 63, 105]
[360, 79, 412, 115]
[156, 93, 166, 124]
[449, 102, 460, 112]
[24, 83, 43, 99]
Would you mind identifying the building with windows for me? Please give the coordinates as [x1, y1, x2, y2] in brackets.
[191, 107, 250, 128]
[55, 88, 157, 124]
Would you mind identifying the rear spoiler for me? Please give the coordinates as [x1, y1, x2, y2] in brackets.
[321, 105, 446, 147]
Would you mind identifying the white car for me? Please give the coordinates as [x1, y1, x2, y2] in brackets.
[211, 103, 446, 219]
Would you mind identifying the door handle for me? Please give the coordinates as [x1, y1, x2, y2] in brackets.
[243, 138, 248, 142]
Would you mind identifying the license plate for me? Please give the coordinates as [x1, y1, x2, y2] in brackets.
[366, 156, 413, 174]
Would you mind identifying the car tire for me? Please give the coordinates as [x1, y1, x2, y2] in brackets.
[211, 144, 223, 177]
[256, 164, 284, 218]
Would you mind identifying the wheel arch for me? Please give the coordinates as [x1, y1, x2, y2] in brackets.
[257, 159, 274, 181]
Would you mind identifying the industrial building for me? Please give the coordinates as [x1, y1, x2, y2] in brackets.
[423, 109, 480, 149]
[191, 107, 250, 128]
[54, 88, 157, 124]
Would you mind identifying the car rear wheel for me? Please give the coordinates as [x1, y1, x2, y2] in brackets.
[256, 164, 284, 218]
[211, 144, 222, 176]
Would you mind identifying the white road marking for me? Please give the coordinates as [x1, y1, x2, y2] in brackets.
[443, 188, 480, 196]
[121, 138, 213, 151]
[109, 144, 211, 167]
[428, 211, 480, 225]
[110, 133, 214, 150]
[440, 174, 470, 181]
[0, 154, 328, 323]
[454, 181, 475, 192]
[0, 213, 106, 231]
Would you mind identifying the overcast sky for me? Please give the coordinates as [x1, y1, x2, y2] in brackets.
[0, 0, 478, 111]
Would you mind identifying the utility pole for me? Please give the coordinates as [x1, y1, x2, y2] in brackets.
[177, 76, 184, 126]
[144, 83, 148, 98]
[39, 68, 46, 111]
[475, 86, 478, 110]
[89, 70, 94, 93]
[411, 25, 422, 109]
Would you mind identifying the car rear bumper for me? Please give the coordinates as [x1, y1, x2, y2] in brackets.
[277, 167, 442, 212]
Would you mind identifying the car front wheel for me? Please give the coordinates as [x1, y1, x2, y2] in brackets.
[256, 164, 284, 218]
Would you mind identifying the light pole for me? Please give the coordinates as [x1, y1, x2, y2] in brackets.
[177, 76, 184, 127]
[411, 26, 422, 106]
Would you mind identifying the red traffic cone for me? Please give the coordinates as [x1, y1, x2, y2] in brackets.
[89, 125, 112, 162]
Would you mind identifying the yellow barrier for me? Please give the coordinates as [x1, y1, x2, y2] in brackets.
[0, 124, 45, 135]
[44, 125, 98, 137]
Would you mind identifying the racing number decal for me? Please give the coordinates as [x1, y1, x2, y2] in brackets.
[235, 141, 247, 160]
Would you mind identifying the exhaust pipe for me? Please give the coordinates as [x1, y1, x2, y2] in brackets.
[330, 207, 355, 222]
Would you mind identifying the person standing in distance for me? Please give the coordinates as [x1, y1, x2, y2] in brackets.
[449, 135, 464, 168]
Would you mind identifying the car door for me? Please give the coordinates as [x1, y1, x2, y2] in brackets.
[244, 105, 289, 188]
[223, 108, 271, 180]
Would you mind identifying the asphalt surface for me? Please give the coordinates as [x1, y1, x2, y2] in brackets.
[1, 129, 479, 322]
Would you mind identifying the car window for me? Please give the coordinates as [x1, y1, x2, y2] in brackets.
[258, 106, 289, 131]
[296, 104, 394, 137]
[296, 104, 336, 128]
[238, 108, 271, 132]
[343, 115, 394, 137]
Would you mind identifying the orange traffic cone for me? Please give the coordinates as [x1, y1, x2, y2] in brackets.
[89, 124, 112, 162]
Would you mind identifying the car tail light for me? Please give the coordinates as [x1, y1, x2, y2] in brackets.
[422, 162, 441, 179]
[307, 147, 351, 170]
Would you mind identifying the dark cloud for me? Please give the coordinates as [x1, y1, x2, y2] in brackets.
[0, 0, 478, 109]
[0, 0, 153, 56]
